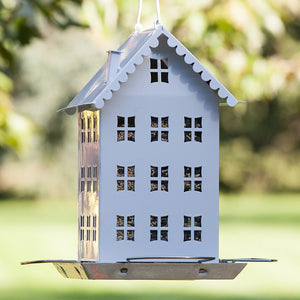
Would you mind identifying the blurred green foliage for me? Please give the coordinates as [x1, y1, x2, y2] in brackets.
[0, 0, 299, 196]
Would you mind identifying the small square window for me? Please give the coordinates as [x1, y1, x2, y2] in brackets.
[194, 216, 202, 227]
[150, 58, 158, 69]
[127, 216, 135, 227]
[184, 230, 191, 241]
[194, 230, 202, 241]
[151, 180, 158, 192]
[117, 116, 125, 127]
[150, 216, 158, 227]
[151, 117, 158, 128]
[151, 166, 158, 177]
[150, 230, 158, 241]
[161, 131, 168, 142]
[194, 181, 202, 192]
[161, 72, 169, 83]
[127, 166, 135, 177]
[184, 117, 192, 128]
[87, 181, 91, 192]
[128, 116, 135, 127]
[161, 59, 168, 69]
[195, 131, 202, 142]
[151, 72, 158, 83]
[161, 216, 168, 227]
[184, 131, 192, 142]
[127, 180, 135, 191]
[151, 131, 158, 142]
[184, 216, 191, 227]
[117, 180, 124, 191]
[127, 230, 135, 241]
[161, 117, 168, 128]
[184, 166, 191, 178]
[117, 230, 124, 241]
[128, 131, 135, 142]
[87, 167, 91, 178]
[195, 117, 202, 128]
[161, 181, 168, 192]
[117, 130, 125, 141]
[161, 166, 168, 177]
[195, 167, 202, 178]
[184, 181, 192, 192]
[117, 216, 124, 227]
[161, 230, 168, 241]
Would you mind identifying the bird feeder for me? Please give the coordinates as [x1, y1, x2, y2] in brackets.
[22, 0, 276, 280]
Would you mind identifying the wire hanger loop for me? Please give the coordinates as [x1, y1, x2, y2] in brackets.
[135, 0, 162, 32]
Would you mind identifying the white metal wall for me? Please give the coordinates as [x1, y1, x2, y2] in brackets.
[99, 36, 219, 263]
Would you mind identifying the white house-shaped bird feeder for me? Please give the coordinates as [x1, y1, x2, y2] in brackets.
[22, 20, 275, 279]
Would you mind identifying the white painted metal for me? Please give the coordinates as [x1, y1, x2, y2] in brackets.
[59, 26, 239, 113]
[99, 35, 219, 263]
[105, 50, 123, 83]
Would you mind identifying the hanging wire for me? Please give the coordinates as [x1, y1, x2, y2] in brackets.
[135, 0, 162, 32]
[155, 0, 161, 25]
[135, 0, 143, 32]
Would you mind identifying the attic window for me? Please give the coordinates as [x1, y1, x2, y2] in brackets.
[150, 58, 169, 83]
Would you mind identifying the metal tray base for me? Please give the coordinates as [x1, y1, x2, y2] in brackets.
[22, 260, 247, 280]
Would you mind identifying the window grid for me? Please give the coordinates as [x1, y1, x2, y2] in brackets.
[150, 58, 169, 83]
[151, 116, 169, 142]
[184, 216, 202, 242]
[184, 117, 202, 143]
[117, 116, 135, 142]
[116, 215, 135, 241]
[150, 216, 168, 241]
[80, 112, 99, 144]
[80, 165, 98, 194]
[184, 166, 202, 192]
[117, 166, 135, 191]
[80, 215, 97, 242]
[150, 166, 169, 192]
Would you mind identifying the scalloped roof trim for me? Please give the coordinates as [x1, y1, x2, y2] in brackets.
[60, 26, 239, 114]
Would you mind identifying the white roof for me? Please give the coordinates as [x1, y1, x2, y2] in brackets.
[60, 26, 239, 114]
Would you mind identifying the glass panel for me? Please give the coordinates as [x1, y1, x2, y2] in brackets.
[117, 116, 125, 127]
[161, 181, 168, 192]
[195, 167, 202, 178]
[80, 181, 85, 192]
[151, 117, 158, 128]
[161, 216, 168, 227]
[151, 131, 158, 142]
[128, 116, 135, 127]
[194, 230, 202, 241]
[151, 72, 158, 83]
[86, 229, 90, 241]
[87, 216, 90, 227]
[150, 216, 158, 227]
[150, 58, 158, 69]
[81, 167, 85, 178]
[127, 180, 135, 191]
[195, 131, 202, 142]
[93, 181, 97, 193]
[150, 180, 158, 192]
[93, 116, 97, 129]
[93, 216, 97, 227]
[117, 166, 124, 177]
[117, 216, 124, 227]
[161, 230, 168, 241]
[184, 117, 192, 128]
[92, 230, 97, 241]
[184, 181, 191, 192]
[87, 118, 91, 129]
[127, 230, 134, 241]
[117, 230, 124, 241]
[151, 166, 158, 177]
[161, 166, 168, 177]
[194, 216, 202, 227]
[87, 181, 91, 192]
[117, 180, 124, 191]
[184, 230, 191, 241]
[87, 167, 91, 178]
[127, 216, 135, 227]
[184, 166, 191, 178]
[93, 166, 97, 178]
[81, 118, 85, 130]
[128, 130, 135, 142]
[117, 130, 125, 141]
[161, 117, 168, 128]
[195, 117, 202, 128]
[184, 216, 191, 227]
[87, 132, 91, 143]
[161, 58, 168, 69]
[127, 166, 135, 177]
[194, 181, 202, 192]
[184, 131, 192, 142]
[150, 230, 157, 241]
[161, 72, 169, 83]
[161, 131, 168, 142]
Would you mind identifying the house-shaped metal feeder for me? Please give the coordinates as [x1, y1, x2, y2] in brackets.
[22, 9, 276, 280]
